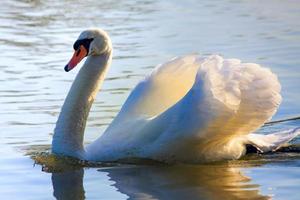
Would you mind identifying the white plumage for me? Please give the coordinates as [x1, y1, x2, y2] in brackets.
[52, 29, 300, 163]
[86, 54, 293, 162]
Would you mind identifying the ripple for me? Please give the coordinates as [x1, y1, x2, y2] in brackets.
[1, 0, 300, 198]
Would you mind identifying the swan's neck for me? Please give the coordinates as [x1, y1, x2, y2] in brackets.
[52, 52, 112, 159]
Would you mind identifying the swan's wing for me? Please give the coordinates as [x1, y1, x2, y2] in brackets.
[90, 55, 283, 162]
[111, 55, 201, 124]
[87, 55, 202, 160]
[246, 128, 300, 152]
[143, 55, 282, 162]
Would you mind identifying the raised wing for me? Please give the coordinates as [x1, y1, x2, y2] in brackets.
[87, 55, 202, 160]
[142, 55, 282, 162]
[89, 55, 282, 162]
[111, 54, 201, 124]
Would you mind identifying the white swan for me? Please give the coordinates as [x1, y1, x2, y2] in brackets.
[52, 28, 300, 163]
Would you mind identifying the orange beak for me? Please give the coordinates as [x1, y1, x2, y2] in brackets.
[64, 45, 88, 72]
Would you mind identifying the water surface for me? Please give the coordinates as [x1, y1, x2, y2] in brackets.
[1, 0, 300, 199]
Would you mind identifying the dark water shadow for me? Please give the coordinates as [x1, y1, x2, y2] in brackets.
[100, 164, 270, 200]
[52, 169, 85, 200]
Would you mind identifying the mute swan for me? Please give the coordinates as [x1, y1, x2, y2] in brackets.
[52, 28, 300, 163]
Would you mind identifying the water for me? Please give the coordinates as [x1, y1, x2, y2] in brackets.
[1, 0, 300, 199]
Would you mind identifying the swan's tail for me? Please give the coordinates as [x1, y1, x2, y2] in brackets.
[246, 127, 300, 152]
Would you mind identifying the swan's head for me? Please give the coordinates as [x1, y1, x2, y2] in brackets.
[65, 28, 112, 72]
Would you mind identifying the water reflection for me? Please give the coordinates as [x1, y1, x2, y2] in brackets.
[51, 164, 269, 200]
[52, 169, 85, 200]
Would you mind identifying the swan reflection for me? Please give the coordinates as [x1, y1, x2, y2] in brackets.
[52, 169, 85, 200]
[51, 164, 269, 200]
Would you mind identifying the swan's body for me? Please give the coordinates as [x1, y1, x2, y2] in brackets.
[52, 29, 300, 163]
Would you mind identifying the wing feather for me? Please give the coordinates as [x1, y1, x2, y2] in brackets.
[92, 54, 282, 162]
[111, 54, 200, 125]
[143, 55, 282, 162]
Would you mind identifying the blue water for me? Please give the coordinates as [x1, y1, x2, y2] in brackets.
[1, 0, 300, 199]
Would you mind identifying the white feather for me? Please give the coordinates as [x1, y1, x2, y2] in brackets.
[86, 54, 293, 163]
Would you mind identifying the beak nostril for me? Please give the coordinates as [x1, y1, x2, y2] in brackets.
[76, 48, 81, 57]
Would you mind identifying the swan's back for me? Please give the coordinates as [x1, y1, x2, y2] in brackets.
[87, 55, 282, 162]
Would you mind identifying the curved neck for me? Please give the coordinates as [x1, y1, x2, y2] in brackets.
[52, 52, 112, 159]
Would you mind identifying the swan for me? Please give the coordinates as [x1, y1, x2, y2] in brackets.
[52, 28, 300, 163]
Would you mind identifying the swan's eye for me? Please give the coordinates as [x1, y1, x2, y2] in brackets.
[73, 38, 94, 52]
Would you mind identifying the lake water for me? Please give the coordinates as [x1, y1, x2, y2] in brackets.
[1, 0, 300, 199]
